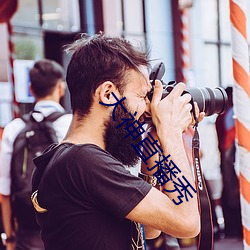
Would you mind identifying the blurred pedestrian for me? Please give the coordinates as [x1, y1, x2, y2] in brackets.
[0, 59, 72, 250]
[215, 86, 242, 238]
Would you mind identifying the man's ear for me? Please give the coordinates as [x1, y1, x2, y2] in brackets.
[29, 83, 35, 97]
[97, 81, 118, 104]
[58, 81, 66, 98]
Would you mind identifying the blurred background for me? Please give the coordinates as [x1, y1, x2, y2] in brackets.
[1, 0, 250, 249]
[2, 0, 250, 121]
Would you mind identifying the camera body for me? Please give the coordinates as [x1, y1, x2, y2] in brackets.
[148, 62, 228, 116]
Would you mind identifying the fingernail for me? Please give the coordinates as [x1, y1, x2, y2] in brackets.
[155, 81, 159, 86]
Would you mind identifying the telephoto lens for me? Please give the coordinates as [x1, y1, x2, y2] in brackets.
[187, 87, 228, 116]
[149, 62, 228, 116]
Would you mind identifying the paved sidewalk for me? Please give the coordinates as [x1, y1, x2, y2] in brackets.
[181, 237, 243, 250]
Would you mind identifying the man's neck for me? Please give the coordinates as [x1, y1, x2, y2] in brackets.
[35, 95, 60, 103]
[62, 114, 106, 149]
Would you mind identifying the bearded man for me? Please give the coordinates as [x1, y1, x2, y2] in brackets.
[31, 33, 201, 250]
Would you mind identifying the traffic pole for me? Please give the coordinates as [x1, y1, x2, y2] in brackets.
[7, 20, 19, 118]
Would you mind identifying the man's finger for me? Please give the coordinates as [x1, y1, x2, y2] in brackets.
[180, 92, 192, 104]
[194, 102, 199, 118]
[167, 82, 186, 99]
[151, 80, 163, 107]
[193, 102, 205, 123]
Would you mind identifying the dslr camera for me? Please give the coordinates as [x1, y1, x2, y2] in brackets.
[148, 62, 228, 116]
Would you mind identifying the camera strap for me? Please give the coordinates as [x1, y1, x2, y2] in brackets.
[192, 122, 214, 250]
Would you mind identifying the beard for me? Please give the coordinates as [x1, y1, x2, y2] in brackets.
[104, 103, 143, 167]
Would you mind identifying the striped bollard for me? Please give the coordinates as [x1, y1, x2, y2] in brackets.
[180, 8, 190, 83]
[230, 0, 250, 248]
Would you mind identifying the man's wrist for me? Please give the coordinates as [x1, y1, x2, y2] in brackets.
[139, 172, 161, 187]
[156, 126, 182, 139]
[159, 132, 183, 154]
[1, 233, 15, 246]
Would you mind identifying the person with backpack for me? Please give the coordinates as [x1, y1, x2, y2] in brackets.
[0, 59, 72, 250]
[215, 87, 242, 238]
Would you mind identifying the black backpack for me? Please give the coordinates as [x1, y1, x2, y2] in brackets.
[10, 110, 64, 230]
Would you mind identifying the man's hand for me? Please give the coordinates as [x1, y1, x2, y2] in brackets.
[6, 242, 15, 250]
[131, 81, 200, 238]
[192, 102, 205, 126]
[150, 80, 193, 139]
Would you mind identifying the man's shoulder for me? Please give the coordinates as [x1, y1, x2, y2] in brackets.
[53, 113, 72, 122]
[73, 144, 109, 159]
[73, 144, 131, 175]
[69, 144, 119, 168]
[34, 144, 104, 181]
[46, 113, 72, 140]
[43, 143, 105, 162]
[52, 113, 72, 127]
[4, 117, 25, 128]
[3, 118, 26, 140]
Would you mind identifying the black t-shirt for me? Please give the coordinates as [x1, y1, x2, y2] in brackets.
[33, 143, 152, 250]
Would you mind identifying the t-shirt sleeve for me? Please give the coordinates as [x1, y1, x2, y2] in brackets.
[74, 145, 152, 220]
[0, 119, 25, 195]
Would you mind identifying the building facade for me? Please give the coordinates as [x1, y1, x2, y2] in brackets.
[0, 0, 250, 124]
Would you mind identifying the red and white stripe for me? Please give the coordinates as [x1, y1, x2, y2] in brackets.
[7, 20, 19, 118]
[230, 0, 250, 248]
[180, 8, 190, 83]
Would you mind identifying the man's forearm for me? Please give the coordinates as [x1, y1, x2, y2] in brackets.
[159, 131, 198, 213]
[141, 128, 198, 237]
[141, 128, 196, 202]
[1, 195, 14, 237]
[143, 133, 198, 221]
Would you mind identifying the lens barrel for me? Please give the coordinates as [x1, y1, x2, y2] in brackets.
[187, 87, 228, 116]
[149, 62, 228, 116]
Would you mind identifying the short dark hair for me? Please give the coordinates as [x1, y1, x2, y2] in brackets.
[29, 59, 64, 98]
[65, 33, 150, 116]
